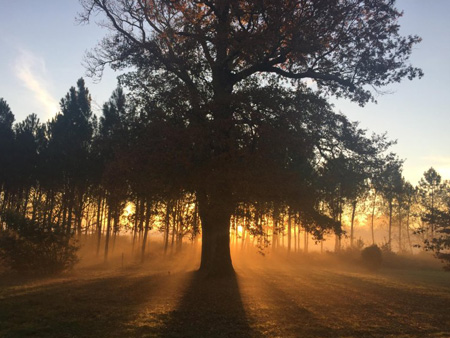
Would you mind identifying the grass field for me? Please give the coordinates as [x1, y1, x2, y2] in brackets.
[1, 249, 449, 337]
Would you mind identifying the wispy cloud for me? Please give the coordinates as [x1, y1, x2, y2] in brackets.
[14, 49, 59, 118]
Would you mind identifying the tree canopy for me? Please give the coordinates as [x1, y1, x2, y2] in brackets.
[77, 0, 422, 276]
[80, 0, 422, 105]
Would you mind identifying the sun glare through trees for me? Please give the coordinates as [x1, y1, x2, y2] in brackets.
[0, 1, 449, 337]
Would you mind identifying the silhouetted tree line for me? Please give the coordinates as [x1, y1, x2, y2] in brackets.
[1, 79, 449, 271]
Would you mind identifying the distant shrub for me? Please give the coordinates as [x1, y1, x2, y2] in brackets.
[0, 211, 79, 275]
[361, 245, 383, 271]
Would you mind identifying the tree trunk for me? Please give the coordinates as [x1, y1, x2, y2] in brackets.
[170, 203, 176, 253]
[112, 207, 119, 254]
[398, 204, 402, 253]
[163, 200, 171, 255]
[96, 193, 104, 256]
[75, 191, 84, 238]
[388, 200, 393, 251]
[104, 205, 112, 262]
[61, 198, 68, 230]
[31, 188, 42, 223]
[67, 201, 73, 234]
[350, 200, 357, 248]
[193, 200, 200, 249]
[138, 198, 145, 245]
[294, 222, 298, 252]
[132, 198, 139, 254]
[197, 192, 234, 277]
[304, 229, 308, 253]
[22, 188, 30, 218]
[273, 216, 278, 251]
[371, 193, 377, 245]
[47, 191, 55, 226]
[406, 205, 413, 254]
[287, 211, 292, 253]
[141, 201, 152, 263]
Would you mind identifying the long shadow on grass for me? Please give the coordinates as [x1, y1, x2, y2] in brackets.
[326, 271, 450, 335]
[149, 271, 256, 338]
[0, 271, 187, 337]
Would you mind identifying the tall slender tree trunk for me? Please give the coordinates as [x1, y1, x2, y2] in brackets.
[273, 216, 278, 251]
[371, 193, 377, 245]
[350, 200, 357, 248]
[61, 198, 68, 230]
[163, 200, 171, 255]
[141, 201, 152, 262]
[398, 204, 402, 252]
[42, 190, 49, 225]
[104, 205, 112, 262]
[22, 188, 30, 218]
[15, 190, 22, 213]
[193, 200, 200, 250]
[96, 193, 104, 256]
[388, 200, 393, 251]
[31, 188, 42, 223]
[47, 191, 55, 226]
[67, 201, 73, 234]
[175, 202, 183, 253]
[112, 207, 119, 254]
[234, 214, 239, 249]
[287, 211, 292, 253]
[406, 205, 413, 253]
[335, 207, 343, 252]
[75, 191, 84, 238]
[304, 229, 308, 254]
[170, 202, 177, 253]
[137, 198, 145, 246]
[132, 198, 140, 254]
[431, 189, 435, 238]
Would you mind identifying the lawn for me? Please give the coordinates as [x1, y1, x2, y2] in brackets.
[1, 250, 449, 337]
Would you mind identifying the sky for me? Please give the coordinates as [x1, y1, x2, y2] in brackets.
[0, 0, 449, 185]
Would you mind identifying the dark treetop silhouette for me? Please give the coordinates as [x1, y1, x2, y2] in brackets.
[78, 0, 421, 276]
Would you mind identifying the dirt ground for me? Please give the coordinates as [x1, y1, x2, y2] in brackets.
[1, 248, 449, 337]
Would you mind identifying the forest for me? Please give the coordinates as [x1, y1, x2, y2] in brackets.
[1, 0, 449, 337]
[0, 83, 450, 272]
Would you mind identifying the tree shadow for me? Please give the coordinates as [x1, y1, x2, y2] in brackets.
[247, 274, 341, 337]
[150, 270, 256, 337]
[0, 267, 256, 337]
[0, 270, 190, 337]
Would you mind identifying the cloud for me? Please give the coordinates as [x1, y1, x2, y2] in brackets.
[14, 49, 59, 118]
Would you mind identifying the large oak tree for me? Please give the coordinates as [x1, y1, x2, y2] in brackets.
[79, 0, 421, 276]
